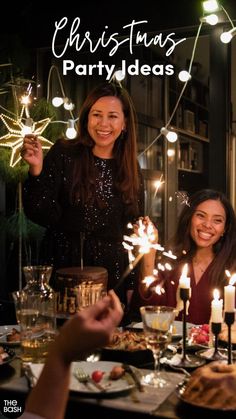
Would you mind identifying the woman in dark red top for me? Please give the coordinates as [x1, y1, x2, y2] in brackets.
[130, 189, 236, 324]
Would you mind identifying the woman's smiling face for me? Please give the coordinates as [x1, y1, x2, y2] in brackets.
[88, 96, 126, 158]
[190, 199, 226, 249]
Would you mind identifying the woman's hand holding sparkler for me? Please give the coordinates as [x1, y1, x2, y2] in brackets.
[136, 216, 158, 275]
[133, 216, 158, 247]
[134, 217, 168, 300]
[116, 216, 159, 294]
[134, 217, 160, 298]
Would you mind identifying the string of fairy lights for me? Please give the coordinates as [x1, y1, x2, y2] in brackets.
[0, 1, 235, 170]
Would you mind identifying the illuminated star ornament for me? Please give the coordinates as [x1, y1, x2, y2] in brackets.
[0, 106, 52, 167]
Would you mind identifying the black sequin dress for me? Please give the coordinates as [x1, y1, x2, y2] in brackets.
[22, 140, 144, 304]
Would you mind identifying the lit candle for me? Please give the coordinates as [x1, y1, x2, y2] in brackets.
[224, 273, 236, 313]
[179, 264, 191, 289]
[211, 289, 223, 323]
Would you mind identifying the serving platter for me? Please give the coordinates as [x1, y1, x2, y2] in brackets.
[177, 379, 236, 411]
[101, 328, 153, 366]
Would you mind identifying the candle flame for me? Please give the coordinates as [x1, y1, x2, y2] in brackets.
[229, 273, 236, 286]
[213, 289, 220, 300]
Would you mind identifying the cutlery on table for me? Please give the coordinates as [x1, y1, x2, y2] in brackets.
[122, 364, 144, 392]
[74, 367, 107, 392]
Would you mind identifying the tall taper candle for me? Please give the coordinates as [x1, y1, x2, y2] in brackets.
[211, 289, 223, 323]
[224, 274, 236, 312]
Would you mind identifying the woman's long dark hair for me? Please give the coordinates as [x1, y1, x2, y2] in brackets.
[68, 82, 141, 217]
[169, 189, 236, 287]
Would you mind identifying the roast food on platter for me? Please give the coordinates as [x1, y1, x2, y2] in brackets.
[181, 361, 236, 410]
[101, 329, 153, 366]
[105, 329, 147, 351]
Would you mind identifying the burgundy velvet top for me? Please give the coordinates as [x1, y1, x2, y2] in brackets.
[137, 261, 216, 325]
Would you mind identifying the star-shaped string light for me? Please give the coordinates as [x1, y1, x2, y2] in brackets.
[0, 106, 53, 167]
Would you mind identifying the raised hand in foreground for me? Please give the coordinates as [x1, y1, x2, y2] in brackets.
[23, 290, 123, 419]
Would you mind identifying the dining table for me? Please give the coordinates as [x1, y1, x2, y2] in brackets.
[1, 316, 235, 419]
[0, 344, 234, 419]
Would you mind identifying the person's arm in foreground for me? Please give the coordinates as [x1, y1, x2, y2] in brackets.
[24, 290, 123, 419]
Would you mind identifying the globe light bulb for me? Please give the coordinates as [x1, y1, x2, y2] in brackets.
[178, 70, 191, 82]
[220, 28, 236, 44]
[66, 120, 77, 139]
[114, 70, 125, 81]
[202, 0, 219, 13]
[166, 131, 178, 143]
[161, 127, 178, 143]
[63, 99, 75, 111]
[205, 14, 218, 25]
[52, 97, 64, 107]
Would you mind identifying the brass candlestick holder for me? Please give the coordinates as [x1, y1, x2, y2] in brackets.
[224, 312, 235, 364]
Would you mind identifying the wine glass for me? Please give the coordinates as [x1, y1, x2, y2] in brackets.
[140, 305, 176, 388]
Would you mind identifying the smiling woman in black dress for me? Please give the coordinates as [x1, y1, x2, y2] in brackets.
[22, 82, 144, 306]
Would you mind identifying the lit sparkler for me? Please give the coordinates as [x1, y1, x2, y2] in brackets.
[116, 217, 177, 292]
[175, 191, 190, 207]
[143, 275, 156, 287]
[115, 218, 162, 291]
[148, 175, 165, 216]
[162, 250, 177, 260]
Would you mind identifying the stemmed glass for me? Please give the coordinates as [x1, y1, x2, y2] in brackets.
[140, 305, 176, 388]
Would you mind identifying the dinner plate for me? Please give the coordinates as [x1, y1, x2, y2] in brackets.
[29, 361, 135, 397]
[71, 361, 135, 396]
[0, 325, 20, 346]
[176, 380, 236, 411]
[0, 346, 15, 366]
[132, 320, 194, 339]
[196, 348, 236, 362]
